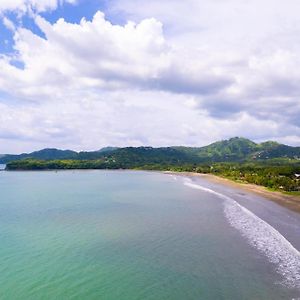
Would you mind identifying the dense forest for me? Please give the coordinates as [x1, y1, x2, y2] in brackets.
[2, 137, 300, 164]
[4, 137, 300, 193]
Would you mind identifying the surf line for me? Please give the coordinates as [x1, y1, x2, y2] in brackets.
[183, 177, 300, 289]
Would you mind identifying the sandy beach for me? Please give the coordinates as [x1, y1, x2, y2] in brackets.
[165, 171, 300, 214]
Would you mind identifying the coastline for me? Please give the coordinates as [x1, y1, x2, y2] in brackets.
[2, 166, 300, 214]
[165, 171, 300, 214]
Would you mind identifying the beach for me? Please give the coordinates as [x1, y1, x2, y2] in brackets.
[165, 171, 300, 214]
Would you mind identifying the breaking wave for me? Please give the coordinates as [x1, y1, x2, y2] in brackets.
[183, 178, 300, 289]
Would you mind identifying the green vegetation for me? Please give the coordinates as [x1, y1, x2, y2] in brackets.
[205, 162, 300, 192]
[1, 137, 300, 164]
[6, 159, 300, 193]
[4, 137, 300, 193]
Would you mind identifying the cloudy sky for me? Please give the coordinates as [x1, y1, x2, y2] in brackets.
[0, 0, 299, 153]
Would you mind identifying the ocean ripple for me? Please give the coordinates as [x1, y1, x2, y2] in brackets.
[183, 178, 300, 289]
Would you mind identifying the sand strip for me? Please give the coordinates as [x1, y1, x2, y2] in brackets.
[165, 171, 300, 214]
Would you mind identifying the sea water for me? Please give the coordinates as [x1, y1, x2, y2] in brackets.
[0, 170, 299, 299]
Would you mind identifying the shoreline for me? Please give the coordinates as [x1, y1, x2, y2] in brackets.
[165, 171, 300, 214]
[2, 167, 300, 214]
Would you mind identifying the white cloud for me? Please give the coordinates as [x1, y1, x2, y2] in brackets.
[109, 0, 300, 48]
[0, 12, 231, 100]
[2, 16, 15, 31]
[2, 89, 297, 154]
[0, 2, 300, 152]
[1, 12, 168, 94]
[0, 0, 76, 14]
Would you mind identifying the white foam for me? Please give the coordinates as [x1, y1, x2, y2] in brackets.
[170, 175, 177, 181]
[183, 178, 300, 289]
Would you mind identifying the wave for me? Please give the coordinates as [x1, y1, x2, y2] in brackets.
[168, 174, 178, 181]
[183, 178, 300, 289]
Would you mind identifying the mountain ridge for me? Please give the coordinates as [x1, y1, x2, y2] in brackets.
[1, 137, 300, 164]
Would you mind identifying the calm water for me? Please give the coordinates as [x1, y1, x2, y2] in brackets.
[0, 170, 299, 299]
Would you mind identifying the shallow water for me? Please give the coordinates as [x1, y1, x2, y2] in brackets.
[0, 170, 299, 299]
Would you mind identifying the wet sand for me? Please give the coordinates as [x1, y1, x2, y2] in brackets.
[165, 171, 300, 214]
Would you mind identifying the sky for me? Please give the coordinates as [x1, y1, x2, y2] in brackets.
[0, 0, 299, 153]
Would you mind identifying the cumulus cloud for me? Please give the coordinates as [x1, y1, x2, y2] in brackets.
[193, 50, 300, 127]
[2, 16, 16, 31]
[109, 0, 300, 122]
[2, 89, 297, 153]
[0, 11, 232, 100]
[0, 2, 299, 152]
[0, 0, 76, 15]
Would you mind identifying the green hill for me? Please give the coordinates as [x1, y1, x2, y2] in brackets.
[174, 137, 300, 162]
[4, 137, 300, 192]
[1, 137, 300, 165]
[0, 148, 78, 163]
[195, 137, 258, 161]
[0, 147, 119, 163]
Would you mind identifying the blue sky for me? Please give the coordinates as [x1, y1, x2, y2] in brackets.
[0, 0, 300, 153]
[0, 1, 111, 53]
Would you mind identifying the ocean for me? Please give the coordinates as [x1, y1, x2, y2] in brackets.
[0, 170, 299, 299]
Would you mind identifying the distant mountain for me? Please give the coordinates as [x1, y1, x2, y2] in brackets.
[74, 147, 118, 160]
[254, 143, 300, 160]
[102, 137, 300, 164]
[174, 137, 300, 162]
[0, 148, 78, 163]
[198, 137, 300, 161]
[1, 137, 300, 164]
[97, 147, 119, 153]
[194, 137, 258, 161]
[103, 146, 197, 166]
[0, 147, 120, 163]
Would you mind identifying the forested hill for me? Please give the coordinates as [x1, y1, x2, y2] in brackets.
[0, 149, 78, 163]
[0, 147, 119, 163]
[1, 137, 300, 164]
[4, 137, 300, 193]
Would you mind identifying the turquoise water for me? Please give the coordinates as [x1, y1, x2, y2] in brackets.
[0, 170, 299, 299]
